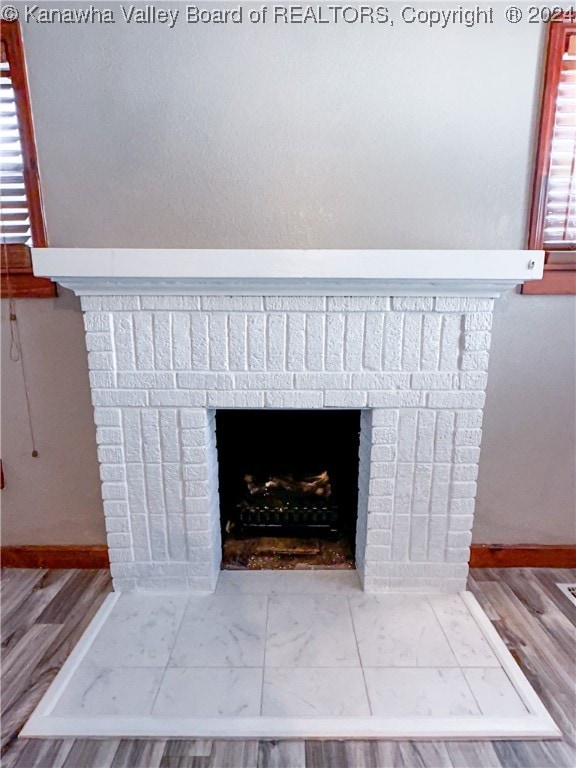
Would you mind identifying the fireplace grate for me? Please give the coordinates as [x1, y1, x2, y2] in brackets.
[232, 503, 340, 540]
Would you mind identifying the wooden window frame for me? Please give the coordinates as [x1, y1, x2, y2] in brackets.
[1, 21, 55, 298]
[525, 19, 576, 295]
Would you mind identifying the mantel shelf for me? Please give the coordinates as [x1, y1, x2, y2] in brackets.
[31, 249, 544, 297]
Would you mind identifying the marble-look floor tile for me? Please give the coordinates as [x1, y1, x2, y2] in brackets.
[429, 594, 499, 667]
[52, 662, 163, 717]
[365, 668, 481, 717]
[168, 594, 267, 667]
[266, 595, 360, 667]
[215, 570, 361, 595]
[153, 668, 263, 717]
[464, 668, 529, 716]
[262, 668, 371, 717]
[82, 594, 189, 667]
[22, 585, 559, 740]
[349, 594, 458, 667]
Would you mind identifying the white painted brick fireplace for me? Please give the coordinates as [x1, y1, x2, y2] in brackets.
[33, 249, 544, 594]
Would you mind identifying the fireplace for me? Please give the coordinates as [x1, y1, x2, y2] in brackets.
[216, 409, 360, 569]
[31, 248, 544, 594]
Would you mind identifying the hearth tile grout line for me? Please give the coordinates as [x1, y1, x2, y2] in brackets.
[345, 594, 373, 716]
[425, 593, 484, 716]
[149, 593, 191, 716]
[259, 596, 270, 715]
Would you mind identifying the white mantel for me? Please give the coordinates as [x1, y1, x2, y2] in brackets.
[33, 248, 544, 594]
[32, 249, 544, 296]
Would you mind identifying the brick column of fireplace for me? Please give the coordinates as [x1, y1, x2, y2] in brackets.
[32, 247, 542, 594]
[82, 294, 493, 593]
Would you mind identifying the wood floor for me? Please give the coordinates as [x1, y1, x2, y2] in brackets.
[1, 568, 575, 768]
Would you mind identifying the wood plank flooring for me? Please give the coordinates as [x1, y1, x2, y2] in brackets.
[1, 567, 574, 768]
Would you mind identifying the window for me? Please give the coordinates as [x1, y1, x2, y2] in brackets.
[1, 21, 54, 298]
[525, 19, 576, 294]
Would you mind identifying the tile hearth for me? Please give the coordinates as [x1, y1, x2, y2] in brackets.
[22, 572, 559, 740]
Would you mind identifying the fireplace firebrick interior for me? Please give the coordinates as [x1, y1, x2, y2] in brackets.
[216, 409, 360, 569]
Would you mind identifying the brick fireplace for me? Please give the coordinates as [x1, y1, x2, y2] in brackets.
[32, 249, 543, 593]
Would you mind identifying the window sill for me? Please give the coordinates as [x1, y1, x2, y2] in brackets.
[522, 263, 576, 295]
[1, 244, 56, 298]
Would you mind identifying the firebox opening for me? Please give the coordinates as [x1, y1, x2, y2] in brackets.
[216, 410, 361, 570]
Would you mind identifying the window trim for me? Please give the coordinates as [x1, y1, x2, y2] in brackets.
[1, 21, 55, 298]
[524, 19, 576, 295]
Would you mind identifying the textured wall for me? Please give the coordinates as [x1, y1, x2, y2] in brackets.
[474, 293, 576, 544]
[23, 8, 539, 249]
[0, 290, 105, 544]
[1, 9, 574, 547]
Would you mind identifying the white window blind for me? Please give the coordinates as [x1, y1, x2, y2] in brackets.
[0, 39, 32, 246]
[543, 32, 576, 250]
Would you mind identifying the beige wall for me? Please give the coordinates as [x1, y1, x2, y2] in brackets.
[1, 291, 105, 544]
[1, 4, 574, 545]
[475, 293, 576, 544]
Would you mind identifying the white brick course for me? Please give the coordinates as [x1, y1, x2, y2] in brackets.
[203, 295, 262, 311]
[151, 391, 205, 407]
[428, 391, 485, 410]
[325, 314, 345, 371]
[369, 391, 426, 408]
[207, 391, 264, 408]
[92, 390, 148, 407]
[295, 372, 350, 390]
[266, 296, 325, 311]
[88, 351, 115, 371]
[465, 312, 493, 331]
[324, 391, 368, 408]
[113, 317, 136, 370]
[142, 296, 200, 311]
[265, 391, 323, 409]
[81, 296, 141, 311]
[411, 372, 459, 390]
[327, 296, 390, 311]
[177, 373, 234, 390]
[83, 295, 493, 593]
[439, 315, 461, 371]
[89, 372, 116, 389]
[304, 313, 325, 370]
[86, 332, 113, 352]
[420, 314, 442, 370]
[461, 351, 491, 371]
[83, 312, 111, 332]
[463, 330, 492, 352]
[392, 297, 434, 311]
[93, 407, 122, 426]
[435, 297, 494, 313]
[363, 313, 384, 370]
[460, 372, 489, 391]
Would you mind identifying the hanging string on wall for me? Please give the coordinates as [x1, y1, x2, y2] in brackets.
[2, 243, 39, 458]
